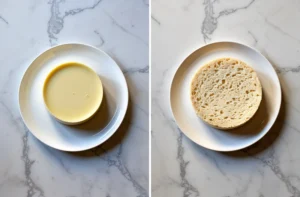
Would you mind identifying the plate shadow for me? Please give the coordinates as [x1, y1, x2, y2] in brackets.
[225, 90, 268, 136]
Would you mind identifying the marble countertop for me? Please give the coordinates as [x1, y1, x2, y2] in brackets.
[0, 0, 149, 197]
[152, 0, 300, 196]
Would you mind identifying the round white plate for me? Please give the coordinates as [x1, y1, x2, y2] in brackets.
[170, 41, 281, 151]
[19, 43, 128, 151]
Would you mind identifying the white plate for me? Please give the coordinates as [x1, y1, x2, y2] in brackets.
[19, 43, 128, 151]
[170, 41, 281, 151]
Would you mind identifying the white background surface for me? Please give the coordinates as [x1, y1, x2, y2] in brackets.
[0, 0, 149, 196]
[152, 0, 300, 196]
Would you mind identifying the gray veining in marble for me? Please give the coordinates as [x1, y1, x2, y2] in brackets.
[0, 15, 8, 25]
[202, 0, 255, 42]
[104, 11, 148, 46]
[151, 16, 161, 26]
[247, 31, 258, 45]
[0, 0, 149, 196]
[124, 65, 149, 74]
[48, 0, 102, 45]
[276, 66, 300, 74]
[92, 144, 148, 197]
[22, 131, 45, 197]
[94, 30, 105, 47]
[177, 133, 200, 197]
[264, 17, 300, 44]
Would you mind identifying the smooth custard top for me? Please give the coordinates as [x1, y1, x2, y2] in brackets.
[43, 62, 103, 124]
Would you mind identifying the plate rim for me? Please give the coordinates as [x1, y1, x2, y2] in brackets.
[169, 41, 282, 152]
[18, 42, 129, 152]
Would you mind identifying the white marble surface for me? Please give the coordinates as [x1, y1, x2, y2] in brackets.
[0, 0, 148, 197]
[152, 0, 300, 196]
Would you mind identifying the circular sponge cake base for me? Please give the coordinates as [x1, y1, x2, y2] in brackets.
[190, 57, 262, 129]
